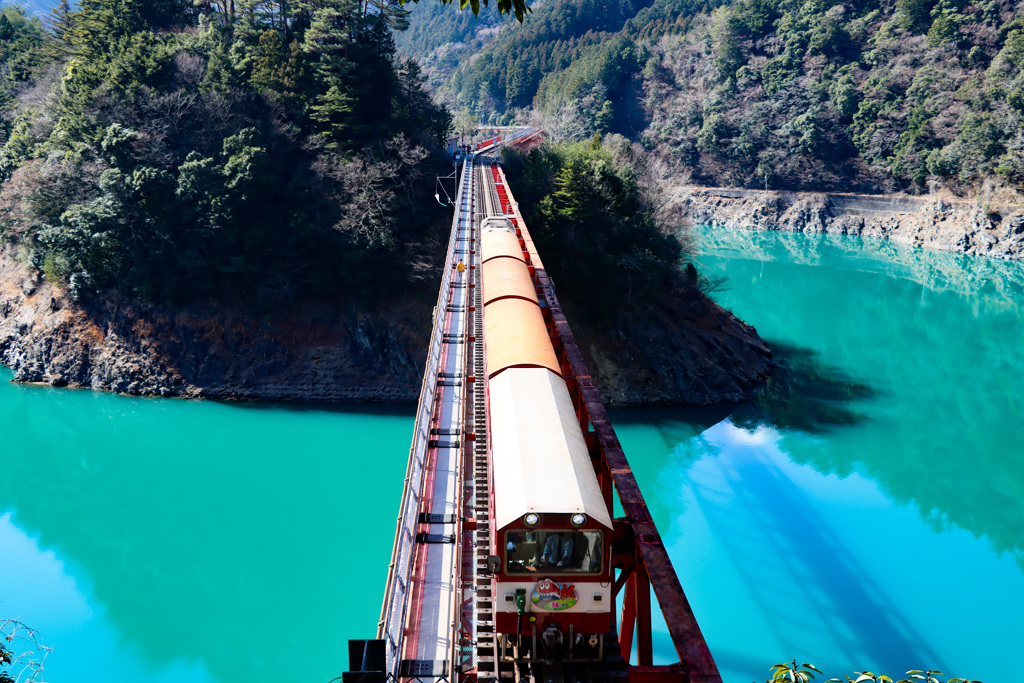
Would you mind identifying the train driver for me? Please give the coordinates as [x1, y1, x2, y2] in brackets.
[540, 533, 574, 567]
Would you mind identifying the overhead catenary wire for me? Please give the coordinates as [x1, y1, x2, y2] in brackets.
[1, 0, 52, 18]
[435, 169, 457, 207]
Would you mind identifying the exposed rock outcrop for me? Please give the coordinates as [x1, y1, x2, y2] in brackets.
[0, 251, 429, 401]
[665, 187, 1024, 261]
[572, 294, 774, 406]
[0, 247, 772, 406]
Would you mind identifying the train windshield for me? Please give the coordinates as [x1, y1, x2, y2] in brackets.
[504, 530, 604, 574]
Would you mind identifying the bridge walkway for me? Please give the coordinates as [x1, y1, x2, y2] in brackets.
[375, 153, 481, 682]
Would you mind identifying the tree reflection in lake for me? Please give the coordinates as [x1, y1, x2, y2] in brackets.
[610, 227, 1024, 681]
[695, 225, 1024, 564]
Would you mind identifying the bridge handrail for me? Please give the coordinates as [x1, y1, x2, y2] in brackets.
[377, 159, 471, 677]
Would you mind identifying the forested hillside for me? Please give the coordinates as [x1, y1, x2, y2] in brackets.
[644, 0, 1024, 190]
[0, 0, 451, 306]
[419, 0, 1024, 193]
[394, 1, 505, 89]
[404, 0, 695, 128]
[502, 137, 691, 319]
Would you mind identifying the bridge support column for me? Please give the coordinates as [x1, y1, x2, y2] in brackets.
[636, 559, 653, 666]
[620, 573, 636, 663]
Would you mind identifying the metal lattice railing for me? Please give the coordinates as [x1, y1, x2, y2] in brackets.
[376, 158, 474, 678]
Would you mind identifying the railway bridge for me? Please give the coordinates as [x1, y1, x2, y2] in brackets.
[341, 128, 722, 683]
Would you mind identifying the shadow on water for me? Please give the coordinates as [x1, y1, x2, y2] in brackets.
[689, 446, 948, 675]
[732, 341, 877, 434]
[609, 404, 735, 530]
[611, 404, 736, 450]
[610, 347, 878, 537]
[209, 396, 417, 417]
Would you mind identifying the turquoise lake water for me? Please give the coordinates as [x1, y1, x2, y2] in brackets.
[0, 386, 414, 683]
[1, 227, 1022, 682]
[613, 227, 1024, 682]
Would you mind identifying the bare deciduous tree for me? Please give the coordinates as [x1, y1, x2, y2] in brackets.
[532, 102, 589, 143]
[0, 619, 50, 683]
[331, 135, 431, 249]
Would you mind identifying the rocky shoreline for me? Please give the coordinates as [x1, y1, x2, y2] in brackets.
[0, 250, 429, 402]
[0, 248, 773, 406]
[577, 300, 773, 406]
[664, 186, 1024, 261]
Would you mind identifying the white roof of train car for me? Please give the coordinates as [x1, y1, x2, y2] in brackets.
[490, 367, 613, 530]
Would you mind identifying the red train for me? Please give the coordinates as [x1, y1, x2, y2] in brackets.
[480, 216, 613, 662]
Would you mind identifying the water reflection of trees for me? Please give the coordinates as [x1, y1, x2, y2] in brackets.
[612, 405, 734, 449]
[697, 226, 1024, 567]
[722, 315, 1024, 568]
[610, 405, 732, 536]
[732, 342, 876, 434]
[696, 227, 1024, 314]
[731, 338, 1024, 567]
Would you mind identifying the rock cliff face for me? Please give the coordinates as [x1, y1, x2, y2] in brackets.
[0, 251, 429, 401]
[665, 187, 1024, 260]
[571, 294, 774, 406]
[0, 248, 772, 406]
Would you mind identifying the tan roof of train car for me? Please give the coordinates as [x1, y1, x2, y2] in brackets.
[484, 298, 560, 377]
[482, 258, 538, 305]
[490, 367, 613, 530]
[481, 229, 526, 264]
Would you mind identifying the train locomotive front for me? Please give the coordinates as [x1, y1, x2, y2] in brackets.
[480, 215, 614, 662]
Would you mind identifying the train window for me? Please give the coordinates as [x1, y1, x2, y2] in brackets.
[504, 529, 604, 574]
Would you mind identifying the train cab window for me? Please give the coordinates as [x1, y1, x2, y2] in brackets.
[504, 530, 604, 574]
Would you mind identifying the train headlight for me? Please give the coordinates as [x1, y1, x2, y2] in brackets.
[571, 513, 587, 527]
[524, 513, 540, 526]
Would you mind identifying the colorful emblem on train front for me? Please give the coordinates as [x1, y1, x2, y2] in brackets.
[532, 579, 578, 611]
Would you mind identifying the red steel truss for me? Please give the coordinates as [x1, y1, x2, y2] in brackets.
[491, 161, 723, 683]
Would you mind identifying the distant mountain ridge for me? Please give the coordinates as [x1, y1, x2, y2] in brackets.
[394, 1, 505, 91]
[410, 0, 1024, 195]
[400, 0, 688, 126]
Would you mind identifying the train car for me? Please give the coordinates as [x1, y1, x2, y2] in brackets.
[481, 217, 614, 662]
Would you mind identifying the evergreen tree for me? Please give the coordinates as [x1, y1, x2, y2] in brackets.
[309, 83, 358, 145]
[43, 0, 74, 56]
[67, 0, 146, 60]
[896, 0, 935, 33]
[302, 0, 359, 65]
[594, 100, 613, 133]
[250, 28, 287, 90]
[926, 0, 967, 47]
[137, 0, 192, 29]
[365, 0, 412, 31]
